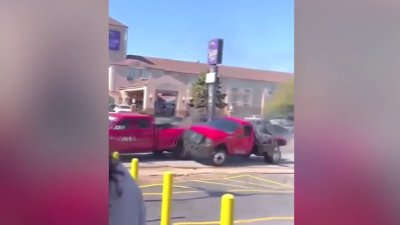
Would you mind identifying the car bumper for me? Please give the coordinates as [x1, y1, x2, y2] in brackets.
[184, 140, 214, 159]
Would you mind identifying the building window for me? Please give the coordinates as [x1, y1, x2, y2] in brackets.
[141, 70, 151, 80]
[241, 95, 250, 104]
[242, 88, 252, 105]
[127, 69, 151, 81]
[229, 87, 252, 106]
[127, 74, 134, 81]
[127, 69, 137, 81]
[231, 94, 239, 103]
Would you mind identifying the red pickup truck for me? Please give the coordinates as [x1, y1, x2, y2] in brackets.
[109, 113, 187, 158]
[183, 117, 287, 166]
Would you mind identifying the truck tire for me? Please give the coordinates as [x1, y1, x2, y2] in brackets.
[264, 146, 282, 164]
[211, 149, 228, 166]
[172, 141, 190, 160]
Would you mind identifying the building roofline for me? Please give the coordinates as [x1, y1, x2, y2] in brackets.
[124, 54, 293, 75]
[110, 55, 293, 83]
[109, 17, 128, 28]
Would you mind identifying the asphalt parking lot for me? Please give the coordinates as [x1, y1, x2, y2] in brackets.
[140, 173, 294, 225]
[119, 142, 295, 224]
[120, 152, 294, 171]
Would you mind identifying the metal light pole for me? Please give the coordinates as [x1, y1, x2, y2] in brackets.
[207, 66, 218, 122]
[206, 39, 223, 122]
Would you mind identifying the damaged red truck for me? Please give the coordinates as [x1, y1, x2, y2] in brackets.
[109, 113, 287, 166]
[182, 117, 287, 166]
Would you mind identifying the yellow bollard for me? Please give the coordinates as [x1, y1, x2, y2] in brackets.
[160, 172, 173, 225]
[130, 158, 139, 181]
[220, 194, 235, 225]
[112, 151, 120, 160]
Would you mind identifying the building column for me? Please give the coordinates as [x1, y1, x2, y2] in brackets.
[143, 86, 148, 110]
[108, 66, 115, 92]
[120, 90, 129, 105]
[261, 88, 273, 115]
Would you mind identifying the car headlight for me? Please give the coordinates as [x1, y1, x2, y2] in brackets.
[204, 138, 213, 146]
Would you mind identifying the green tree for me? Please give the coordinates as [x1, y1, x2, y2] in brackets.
[264, 77, 294, 118]
[188, 72, 227, 109]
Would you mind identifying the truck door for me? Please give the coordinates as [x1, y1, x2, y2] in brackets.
[157, 124, 181, 150]
[109, 118, 137, 153]
[130, 118, 155, 152]
[243, 125, 255, 152]
[235, 125, 255, 154]
[110, 117, 155, 153]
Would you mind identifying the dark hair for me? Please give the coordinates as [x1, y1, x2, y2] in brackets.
[109, 156, 124, 197]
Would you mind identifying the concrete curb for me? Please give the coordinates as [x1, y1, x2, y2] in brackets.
[122, 163, 293, 169]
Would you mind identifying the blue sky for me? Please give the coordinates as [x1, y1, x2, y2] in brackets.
[109, 0, 294, 73]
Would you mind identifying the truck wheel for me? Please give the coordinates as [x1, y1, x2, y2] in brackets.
[264, 146, 282, 164]
[211, 149, 228, 166]
[172, 141, 190, 160]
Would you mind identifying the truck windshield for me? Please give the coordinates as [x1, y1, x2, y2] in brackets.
[207, 119, 239, 133]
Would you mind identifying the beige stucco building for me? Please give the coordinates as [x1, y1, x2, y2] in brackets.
[108, 17, 292, 118]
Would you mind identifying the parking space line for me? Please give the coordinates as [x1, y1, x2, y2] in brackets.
[245, 175, 294, 188]
[234, 216, 294, 224]
[140, 183, 163, 188]
[143, 190, 203, 196]
[173, 175, 246, 184]
[190, 180, 263, 190]
[173, 185, 193, 189]
[220, 174, 248, 180]
[226, 189, 294, 194]
[140, 174, 249, 188]
[223, 178, 292, 189]
[173, 221, 218, 225]
[143, 189, 293, 196]
[140, 184, 192, 189]
[140, 178, 224, 188]
[186, 174, 293, 189]
[173, 216, 294, 225]
[140, 174, 293, 192]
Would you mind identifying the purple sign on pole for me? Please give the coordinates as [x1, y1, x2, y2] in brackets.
[109, 30, 121, 51]
[207, 39, 223, 65]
